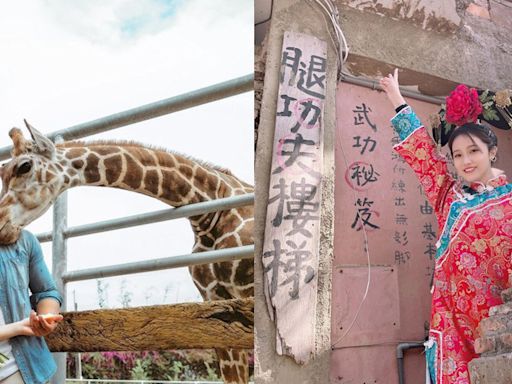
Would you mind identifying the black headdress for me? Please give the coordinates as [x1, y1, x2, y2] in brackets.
[431, 87, 512, 146]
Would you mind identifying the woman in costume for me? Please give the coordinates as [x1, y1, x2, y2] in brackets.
[380, 69, 512, 384]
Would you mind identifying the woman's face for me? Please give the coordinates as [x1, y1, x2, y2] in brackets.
[451, 134, 495, 184]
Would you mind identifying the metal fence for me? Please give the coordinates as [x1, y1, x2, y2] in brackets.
[0, 75, 254, 384]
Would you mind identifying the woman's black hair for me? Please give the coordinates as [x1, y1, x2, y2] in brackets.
[447, 123, 498, 156]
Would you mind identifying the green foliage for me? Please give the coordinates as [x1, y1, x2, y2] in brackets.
[67, 350, 224, 381]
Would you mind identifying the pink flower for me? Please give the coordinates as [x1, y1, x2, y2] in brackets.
[445, 85, 482, 126]
[459, 252, 476, 269]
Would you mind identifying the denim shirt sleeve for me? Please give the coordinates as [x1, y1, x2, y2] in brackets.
[26, 232, 63, 309]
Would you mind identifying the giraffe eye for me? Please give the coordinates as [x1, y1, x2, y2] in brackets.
[15, 161, 32, 176]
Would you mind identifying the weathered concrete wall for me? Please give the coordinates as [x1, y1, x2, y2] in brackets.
[254, 0, 336, 382]
[335, 0, 512, 90]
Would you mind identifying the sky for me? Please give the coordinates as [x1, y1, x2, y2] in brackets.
[0, 0, 253, 311]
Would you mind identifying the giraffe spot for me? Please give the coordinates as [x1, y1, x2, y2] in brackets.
[45, 171, 56, 182]
[194, 167, 218, 198]
[63, 175, 70, 184]
[93, 147, 120, 156]
[160, 170, 191, 203]
[104, 155, 123, 184]
[123, 155, 143, 190]
[213, 234, 239, 250]
[133, 148, 157, 167]
[239, 365, 247, 380]
[65, 148, 86, 159]
[213, 261, 234, 283]
[179, 164, 193, 179]
[220, 361, 238, 382]
[84, 154, 100, 184]
[143, 169, 159, 196]
[157, 152, 175, 168]
[234, 259, 253, 288]
[213, 284, 231, 299]
[217, 214, 242, 234]
[199, 234, 214, 248]
[231, 350, 239, 360]
[71, 160, 84, 169]
[190, 265, 215, 289]
[215, 348, 230, 361]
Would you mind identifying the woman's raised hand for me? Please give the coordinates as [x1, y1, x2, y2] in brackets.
[379, 68, 406, 109]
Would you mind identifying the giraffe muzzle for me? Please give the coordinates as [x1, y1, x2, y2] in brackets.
[0, 220, 21, 245]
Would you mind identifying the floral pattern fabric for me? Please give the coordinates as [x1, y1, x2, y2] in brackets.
[391, 107, 512, 384]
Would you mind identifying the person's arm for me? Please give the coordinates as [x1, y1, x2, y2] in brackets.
[26, 232, 63, 336]
[0, 317, 35, 341]
[380, 69, 456, 223]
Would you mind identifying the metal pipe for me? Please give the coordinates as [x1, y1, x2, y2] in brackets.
[396, 342, 424, 384]
[35, 193, 254, 243]
[340, 72, 444, 105]
[51, 135, 67, 384]
[62, 244, 254, 282]
[0, 74, 254, 161]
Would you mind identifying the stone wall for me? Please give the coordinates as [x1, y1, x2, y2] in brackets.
[469, 286, 512, 383]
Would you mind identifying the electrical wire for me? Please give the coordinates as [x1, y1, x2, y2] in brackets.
[308, 0, 349, 79]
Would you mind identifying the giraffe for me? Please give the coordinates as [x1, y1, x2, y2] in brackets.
[0, 122, 253, 384]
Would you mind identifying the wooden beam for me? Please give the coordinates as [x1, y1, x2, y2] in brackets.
[46, 298, 253, 351]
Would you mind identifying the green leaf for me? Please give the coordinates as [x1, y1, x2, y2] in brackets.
[483, 109, 499, 121]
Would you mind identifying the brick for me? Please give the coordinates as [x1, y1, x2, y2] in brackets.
[490, 302, 512, 316]
[499, 333, 512, 351]
[479, 316, 508, 335]
[475, 336, 496, 354]
[469, 353, 512, 383]
[466, 3, 491, 19]
[501, 287, 512, 303]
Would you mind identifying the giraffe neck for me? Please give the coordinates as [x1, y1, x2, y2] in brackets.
[54, 142, 242, 207]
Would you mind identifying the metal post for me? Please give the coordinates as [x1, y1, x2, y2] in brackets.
[51, 135, 68, 384]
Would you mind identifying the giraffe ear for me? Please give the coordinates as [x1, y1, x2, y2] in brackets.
[24, 120, 55, 158]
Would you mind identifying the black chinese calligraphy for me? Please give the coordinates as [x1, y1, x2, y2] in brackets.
[268, 178, 320, 237]
[263, 239, 315, 300]
[353, 103, 377, 131]
[394, 250, 411, 265]
[274, 133, 321, 179]
[351, 198, 380, 231]
[352, 135, 377, 155]
[345, 161, 380, 191]
[280, 46, 326, 99]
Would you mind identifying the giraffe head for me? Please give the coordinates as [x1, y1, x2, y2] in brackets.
[0, 122, 60, 244]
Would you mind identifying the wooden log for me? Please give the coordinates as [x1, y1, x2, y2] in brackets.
[46, 298, 253, 351]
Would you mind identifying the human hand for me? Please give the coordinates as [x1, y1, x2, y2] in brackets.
[29, 310, 63, 337]
[15, 317, 36, 337]
[379, 68, 406, 108]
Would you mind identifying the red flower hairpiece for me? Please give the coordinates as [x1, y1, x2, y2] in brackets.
[445, 84, 483, 126]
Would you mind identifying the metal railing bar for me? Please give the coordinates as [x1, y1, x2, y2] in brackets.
[36, 193, 254, 243]
[0, 74, 254, 161]
[62, 245, 254, 282]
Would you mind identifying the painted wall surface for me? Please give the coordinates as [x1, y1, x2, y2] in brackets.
[331, 82, 512, 383]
